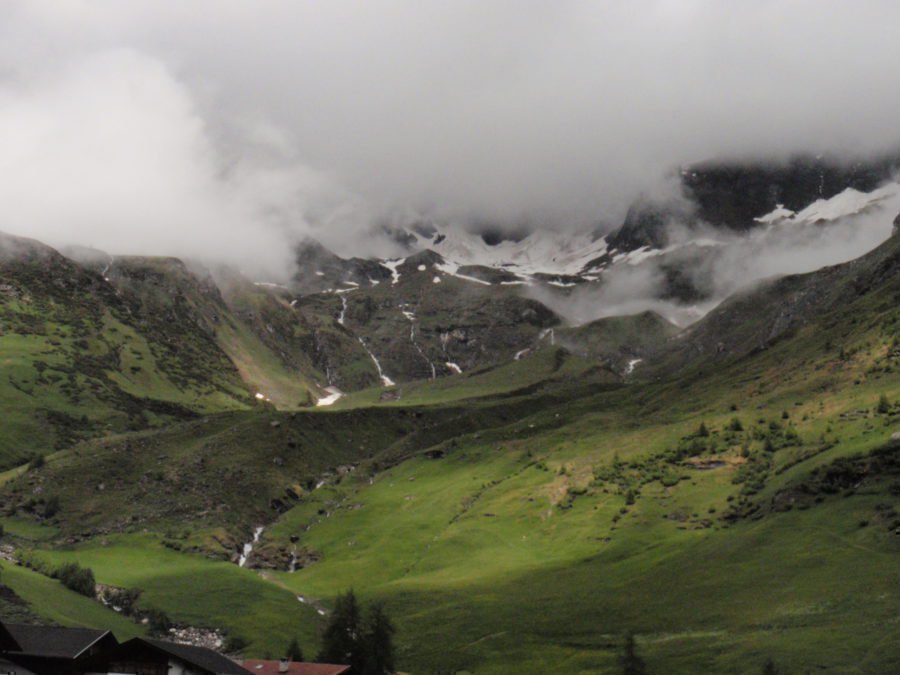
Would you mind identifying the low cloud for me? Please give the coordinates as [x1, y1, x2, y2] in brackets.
[1, 1, 899, 271]
[0, 48, 343, 278]
[539, 187, 900, 327]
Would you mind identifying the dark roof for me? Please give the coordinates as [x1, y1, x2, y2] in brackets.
[127, 638, 250, 675]
[0, 656, 36, 674]
[242, 660, 351, 675]
[0, 624, 21, 652]
[2, 624, 111, 659]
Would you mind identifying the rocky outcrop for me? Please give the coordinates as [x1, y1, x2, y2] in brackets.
[682, 153, 900, 230]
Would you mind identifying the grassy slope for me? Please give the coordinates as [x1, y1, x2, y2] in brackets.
[0, 562, 143, 639]
[215, 318, 317, 408]
[0, 236, 897, 672]
[259, 279, 899, 672]
[332, 347, 612, 409]
[0, 351, 623, 657]
[0, 407, 442, 537]
[29, 535, 320, 656]
[0, 243, 255, 468]
[552, 310, 681, 372]
[214, 271, 325, 407]
[17, 309, 896, 671]
[0, 239, 337, 470]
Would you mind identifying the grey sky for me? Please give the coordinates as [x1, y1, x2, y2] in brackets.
[1, 1, 899, 270]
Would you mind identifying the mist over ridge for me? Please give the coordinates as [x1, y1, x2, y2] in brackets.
[1, 1, 899, 279]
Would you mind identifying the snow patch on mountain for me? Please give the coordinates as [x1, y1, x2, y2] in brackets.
[316, 387, 344, 407]
[410, 227, 609, 277]
[754, 204, 795, 224]
[755, 183, 900, 226]
[383, 258, 404, 285]
[434, 260, 493, 286]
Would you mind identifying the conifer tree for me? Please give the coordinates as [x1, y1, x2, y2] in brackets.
[318, 589, 363, 669]
[286, 636, 303, 662]
[620, 632, 647, 675]
[362, 602, 396, 675]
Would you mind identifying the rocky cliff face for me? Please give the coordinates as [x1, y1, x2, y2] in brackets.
[602, 153, 900, 254]
[683, 153, 900, 231]
[292, 249, 562, 389]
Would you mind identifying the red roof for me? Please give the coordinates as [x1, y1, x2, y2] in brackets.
[242, 660, 351, 675]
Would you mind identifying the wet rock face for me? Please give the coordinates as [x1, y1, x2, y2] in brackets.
[292, 239, 392, 294]
[606, 199, 679, 253]
[248, 541, 321, 571]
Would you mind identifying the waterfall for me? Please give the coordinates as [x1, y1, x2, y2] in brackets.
[238, 526, 264, 567]
[358, 338, 395, 386]
[101, 255, 113, 281]
[401, 308, 436, 380]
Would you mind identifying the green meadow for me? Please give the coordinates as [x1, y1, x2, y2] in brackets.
[0, 236, 897, 673]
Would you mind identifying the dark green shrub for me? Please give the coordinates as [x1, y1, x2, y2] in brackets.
[43, 496, 60, 519]
[54, 562, 95, 597]
[144, 607, 172, 634]
[286, 637, 303, 662]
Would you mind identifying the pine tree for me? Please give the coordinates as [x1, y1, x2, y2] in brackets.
[620, 632, 647, 675]
[362, 602, 396, 675]
[286, 636, 303, 662]
[762, 658, 779, 674]
[318, 589, 363, 669]
[877, 393, 890, 414]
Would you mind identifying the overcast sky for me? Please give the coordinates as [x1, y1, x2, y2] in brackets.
[1, 1, 899, 270]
